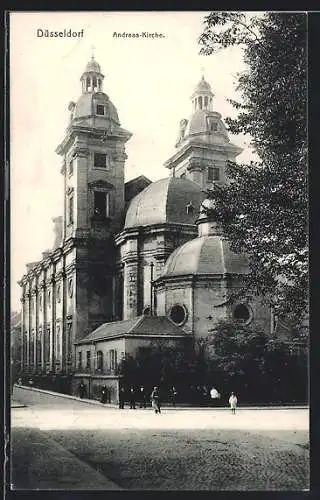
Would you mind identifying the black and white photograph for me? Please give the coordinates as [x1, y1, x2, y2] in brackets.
[9, 10, 309, 491]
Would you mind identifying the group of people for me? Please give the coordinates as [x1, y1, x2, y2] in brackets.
[78, 380, 238, 414]
[119, 385, 173, 413]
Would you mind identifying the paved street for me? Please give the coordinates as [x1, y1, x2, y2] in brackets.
[11, 386, 309, 490]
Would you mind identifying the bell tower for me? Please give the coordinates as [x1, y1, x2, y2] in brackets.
[164, 76, 243, 189]
[56, 56, 132, 340]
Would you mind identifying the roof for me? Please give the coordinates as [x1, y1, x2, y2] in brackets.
[161, 235, 250, 277]
[84, 57, 102, 74]
[193, 76, 213, 94]
[76, 316, 190, 345]
[73, 92, 119, 124]
[184, 110, 229, 142]
[124, 176, 204, 229]
[125, 175, 152, 203]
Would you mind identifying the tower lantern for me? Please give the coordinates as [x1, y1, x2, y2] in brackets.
[80, 55, 104, 93]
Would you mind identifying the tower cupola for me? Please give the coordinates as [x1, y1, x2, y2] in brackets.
[80, 55, 104, 93]
[190, 75, 214, 112]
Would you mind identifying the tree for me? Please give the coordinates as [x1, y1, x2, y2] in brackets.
[206, 319, 308, 403]
[199, 13, 308, 326]
[118, 341, 197, 394]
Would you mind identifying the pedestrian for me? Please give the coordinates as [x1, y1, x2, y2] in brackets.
[210, 386, 220, 405]
[129, 386, 136, 409]
[119, 386, 125, 409]
[151, 386, 161, 414]
[170, 386, 178, 407]
[139, 386, 147, 408]
[229, 392, 238, 414]
[202, 386, 209, 405]
[78, 379, 86, 399]
[100, 385, 107, 404]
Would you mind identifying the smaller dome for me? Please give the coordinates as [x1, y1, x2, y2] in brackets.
[84, 57, 102, 74]
[162, 236, 249, 277]
[195, 76, 212, 92]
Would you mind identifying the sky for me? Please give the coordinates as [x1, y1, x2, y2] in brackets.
[10, 11, 256, 311]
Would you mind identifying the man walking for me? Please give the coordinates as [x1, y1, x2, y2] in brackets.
[170, 386, 177, 407]
[151, 386, 161, 414]
[139, 386, 147, 408]
[78, 379, 86, 399]
[119, 386, 125, 409]
[129, 386, 136, 409]
[229, 392, 238, 414]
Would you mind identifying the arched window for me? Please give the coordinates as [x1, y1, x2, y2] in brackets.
[199, 96, 203, 109]
[143, 306, 151, 316]
[96, 350, 103, 371]
[169, 304, 188, 326]
[86, 77, 90, 91]
[204, 96, 208, 108]
[233, 304, 252, 324]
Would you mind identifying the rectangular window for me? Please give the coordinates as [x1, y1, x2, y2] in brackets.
[94, 152, 107, 169]
[56, 326, 61, 359]
[78, 351, 82, 370]
[45, 326, 50, 362]
[68, 195, 74, 224]
[86, 350, 91, 369]
[94, 191, 107, 217]
[67, 323, 73, 361]
[96, 105, 105, 116]
[208, 166, 220, 182]
[110, 349, 117, 371]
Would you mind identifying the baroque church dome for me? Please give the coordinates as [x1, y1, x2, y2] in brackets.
[174, 76, 231, 148]
[162, 235, 250, 277]
[70, 56, 120, 125]
[124, 177, 204, 229]
[73, 93, 120, 124]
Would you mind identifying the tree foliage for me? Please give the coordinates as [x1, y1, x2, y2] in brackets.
[206, 320, 308, 403]
[118, 341, 196, 390]
[199, 13, 308, 326]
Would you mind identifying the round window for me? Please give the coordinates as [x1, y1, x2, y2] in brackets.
[233, 304, 251, 323]
[169, 304, 187, 326]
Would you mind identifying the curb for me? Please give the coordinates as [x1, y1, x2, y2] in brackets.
[14, 386, 308, 411]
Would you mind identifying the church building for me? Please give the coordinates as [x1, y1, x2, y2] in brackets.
[18, 56, 273, 398]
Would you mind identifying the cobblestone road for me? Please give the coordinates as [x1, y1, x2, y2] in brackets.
[11, 387, 309, 490]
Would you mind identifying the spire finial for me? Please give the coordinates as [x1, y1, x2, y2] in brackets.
[201, 66, 205, 80]
[91, 44, 95, 60]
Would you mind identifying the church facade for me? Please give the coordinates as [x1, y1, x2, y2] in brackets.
[18, 57, 274, 393]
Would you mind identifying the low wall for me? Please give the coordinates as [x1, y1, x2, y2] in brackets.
[72, 375, 122, 403]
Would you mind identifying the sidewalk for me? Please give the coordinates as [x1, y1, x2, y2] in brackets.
[14, 385, 308, 411]
[11, 400, 26, 408]
[11, 427, 123, 490]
